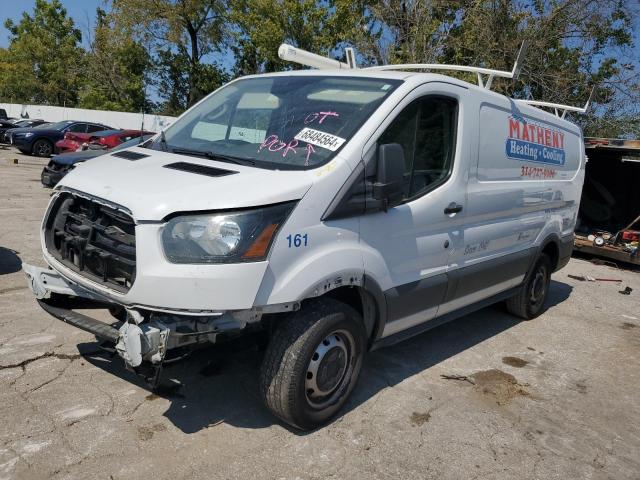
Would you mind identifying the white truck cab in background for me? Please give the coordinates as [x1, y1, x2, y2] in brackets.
[23, 46, 585, 430]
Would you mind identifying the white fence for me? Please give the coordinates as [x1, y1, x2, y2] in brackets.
[0, 103, 176, 132]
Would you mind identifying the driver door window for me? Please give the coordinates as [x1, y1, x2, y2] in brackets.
[378, 96, 457, 200]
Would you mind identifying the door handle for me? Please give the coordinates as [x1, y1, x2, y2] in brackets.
[444, 202, 463, 215]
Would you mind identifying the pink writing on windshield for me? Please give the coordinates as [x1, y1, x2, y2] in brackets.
[305, 144, 315, 166]
[259, 135, 299, 157]
[304, 111, 339, 125]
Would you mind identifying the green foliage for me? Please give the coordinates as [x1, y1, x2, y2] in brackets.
[110, 0, 228, 108]
[229, 0, 372, 74]
[78, 8, 151, 112]
[0, 0, 86, 106]
[0, 0, 637, 138]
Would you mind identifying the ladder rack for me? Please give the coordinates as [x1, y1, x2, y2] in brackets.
[516, 87, 594, 118]
[277, 41, 592, 118]
[363, 41, 529, 90]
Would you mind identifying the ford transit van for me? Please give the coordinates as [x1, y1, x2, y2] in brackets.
[23, 48, 585, 430]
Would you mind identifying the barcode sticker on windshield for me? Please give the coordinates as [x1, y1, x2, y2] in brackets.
[294, 128, 346, 151]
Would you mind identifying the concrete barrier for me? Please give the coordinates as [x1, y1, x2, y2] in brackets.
[0, 103, 176, 132]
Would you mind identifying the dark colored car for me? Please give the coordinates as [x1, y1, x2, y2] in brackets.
[0, 108, 7, 120]
[41, 134, 155, 187]
[9, 120, 112, 157]
[0, 119, 48, 144]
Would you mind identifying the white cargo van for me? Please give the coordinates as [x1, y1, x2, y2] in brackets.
[23, 45, 585, 429]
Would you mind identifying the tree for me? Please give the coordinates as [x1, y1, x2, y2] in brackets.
[360, 0, 639, 138]
[229, 0, 372, 74]
[356, 0, 464, 65]
[1, 0, 86, 106]
[78, 8, 151, 113]
[110, 0, 228, 107]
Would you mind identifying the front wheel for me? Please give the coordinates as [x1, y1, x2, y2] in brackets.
[506, 253, 552, 319]
[259, 298, 366, 430]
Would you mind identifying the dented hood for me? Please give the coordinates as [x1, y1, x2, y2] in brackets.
[57, 148, 313, 221]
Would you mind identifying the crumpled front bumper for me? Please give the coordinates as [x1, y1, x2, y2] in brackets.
[24, 262, 129, 343]
[23, 262, 107, 302]
[23, 262, 261, 371]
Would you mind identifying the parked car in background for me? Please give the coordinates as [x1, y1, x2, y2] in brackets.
[0, 119, 48, 144]
[41, 134, 155, 187]
[90, 129, 154, 150]
[0, 120, 16, 142]
[54, 129, 153, 153]
[55, 132, 97, 153]
[9, 120, 112, 157]
[0, 108, 7, 120]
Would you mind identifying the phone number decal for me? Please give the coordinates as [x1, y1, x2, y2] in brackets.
[520, 166, 557, 179]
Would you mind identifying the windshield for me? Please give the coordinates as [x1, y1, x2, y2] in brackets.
[155, 76, 402, 169]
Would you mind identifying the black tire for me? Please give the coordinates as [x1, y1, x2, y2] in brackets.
[506, 253, 552, 319]
[259, 298, 366, 430]
[32, 139, 53, 157]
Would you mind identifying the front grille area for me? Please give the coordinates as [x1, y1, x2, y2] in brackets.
[44, 192, 136, 293]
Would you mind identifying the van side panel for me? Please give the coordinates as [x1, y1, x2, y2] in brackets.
[477, 104, 582, 182]
[439, 99, 584, 315]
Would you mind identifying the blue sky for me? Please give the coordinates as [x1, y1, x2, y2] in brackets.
[0, 0, 103, 48]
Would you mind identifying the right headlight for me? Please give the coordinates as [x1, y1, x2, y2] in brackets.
[161, 202, 295, 264]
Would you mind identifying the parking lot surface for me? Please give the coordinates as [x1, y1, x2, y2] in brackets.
[0, 146, 639, 480]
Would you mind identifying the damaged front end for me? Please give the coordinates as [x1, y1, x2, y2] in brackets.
[23, 263, 272, 387]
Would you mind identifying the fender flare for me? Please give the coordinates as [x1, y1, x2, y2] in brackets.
[362, 274, 388, 345]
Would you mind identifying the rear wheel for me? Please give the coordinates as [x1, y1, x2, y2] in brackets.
[33, 139, 53, 157]
[259, 298, 366, 430]
[506, 253, 552, 319]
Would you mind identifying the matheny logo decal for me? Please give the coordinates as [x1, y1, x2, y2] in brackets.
[506, 115, 566, 165]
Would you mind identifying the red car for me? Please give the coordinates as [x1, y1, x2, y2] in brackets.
[92, 129, 154, 149]
[55, 132, 94, 153]
[55, 129, 154, 153]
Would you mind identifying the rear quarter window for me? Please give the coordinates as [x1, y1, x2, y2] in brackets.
[478, 104, 581, 182]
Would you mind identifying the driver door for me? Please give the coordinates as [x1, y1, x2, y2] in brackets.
[360, 83, 470, 338]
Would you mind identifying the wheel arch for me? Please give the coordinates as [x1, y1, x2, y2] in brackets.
[303, 274, 387, 350]
[539, 234, 561, 271]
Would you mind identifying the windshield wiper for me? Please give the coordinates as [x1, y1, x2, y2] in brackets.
[170, 147, 256, 166]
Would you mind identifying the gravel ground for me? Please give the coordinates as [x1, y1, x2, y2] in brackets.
[0, 146, 639, 480]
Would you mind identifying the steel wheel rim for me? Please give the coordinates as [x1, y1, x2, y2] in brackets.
[305, 329, 355, 409]
[529, 265, 548, 307]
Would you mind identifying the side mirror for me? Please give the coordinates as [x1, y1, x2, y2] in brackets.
[373, 143, 405, 210]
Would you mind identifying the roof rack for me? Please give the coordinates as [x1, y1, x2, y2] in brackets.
[364, 41, 529, 90]
[278, 41, 528, 91]
[515, 87, 594, 118]
[276, 43, 592, 119]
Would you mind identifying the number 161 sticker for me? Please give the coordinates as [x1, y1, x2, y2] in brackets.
[286, 233, 308, 248]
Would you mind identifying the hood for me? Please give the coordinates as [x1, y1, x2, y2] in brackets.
[57, 147, 314, 221]
[52, 150, 107, 165]
[10, 127, 57, 135]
